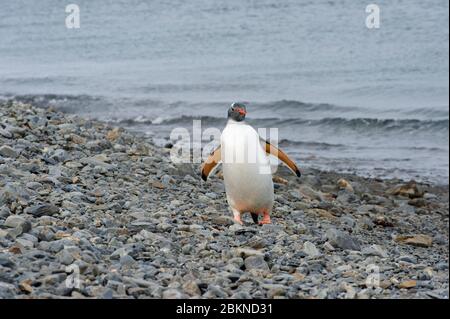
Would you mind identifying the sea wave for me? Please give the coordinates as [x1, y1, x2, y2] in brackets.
[131, 114, 449, 133]
[2, 94, 448, 133]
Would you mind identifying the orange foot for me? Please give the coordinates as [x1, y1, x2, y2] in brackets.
[258, 211, 271, 225]
[232, 210, 243, 225]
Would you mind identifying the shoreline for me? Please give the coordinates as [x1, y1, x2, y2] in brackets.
[0, 101, 448, 299]
[2, 93, 448, 186]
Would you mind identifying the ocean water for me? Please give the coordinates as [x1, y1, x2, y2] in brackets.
[0, 0, 448, 184]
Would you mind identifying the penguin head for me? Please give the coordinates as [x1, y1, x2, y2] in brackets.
[228, 102, 247, 122]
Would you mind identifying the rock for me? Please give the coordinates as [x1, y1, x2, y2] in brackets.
[234, 248, 264, 258]
[244, 255, 269, 271]
[119, 254, 136, 266]
[373, 216, 394, 229]
[182, 280, 201, 296]
[0, 145, 18, 158]
[211, 215, 234, 226]
[162, 289, 187, 299]
[337, 178, 354, 192]
[106, 128, 121, 141]
[309, 208, 337, 221]
[151, 180, 165, 189]
[418, 267, 434, 281]
[0, 254, 15, 268]
[50, 149, 67, 162]
[340, 215, 356, 228]
[0, 128, 13, 138]
[387, 181, 424, 198]
[204, 285, 228, 298]
[395, 234, 432, 247]
[4, 215, 31, 232]
[263, 284, 287, 298]
[302, 241, 321, 257]
[398, 255, 418, 264]
[16, 238, 34, 249]
[0, 282, 17, 298]
[4, 215, 32, 234]
[0, 206, 10, 219]
[323, 242, 335, 251]
[298, 185, 325, 201]
[56, 250, 74, 265]
[362, 244, 388, 258]
[398, 280, 417, 289]
[246, 236, 267, 249]
[19, 280, 33, 294]
[336, 190, 357, 204]
[325, 228, 361, 251]
[24, 204, 60, 217]
[273, 176, 288, 185]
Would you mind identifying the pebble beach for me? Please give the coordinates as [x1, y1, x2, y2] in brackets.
[0, 101, 448, 299]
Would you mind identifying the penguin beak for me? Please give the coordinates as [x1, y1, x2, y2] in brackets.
[236, 108, 247, 115]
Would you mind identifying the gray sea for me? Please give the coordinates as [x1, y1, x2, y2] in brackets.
[0, 0, 448, 184]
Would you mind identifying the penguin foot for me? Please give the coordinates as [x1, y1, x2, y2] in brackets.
[233, 216, 243, 225]
[232, 209, 243, 225]
[258, 211, 271, 225]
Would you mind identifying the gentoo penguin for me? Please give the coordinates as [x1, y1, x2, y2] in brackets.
[201, 102, 301, 225]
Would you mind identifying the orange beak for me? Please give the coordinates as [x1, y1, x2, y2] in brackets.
[236, 108, 247, 115]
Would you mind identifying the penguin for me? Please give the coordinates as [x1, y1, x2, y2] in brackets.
[201, 102, 301, 225]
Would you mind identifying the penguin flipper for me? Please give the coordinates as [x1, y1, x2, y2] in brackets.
[201, 146, 222, 181]
[262, 139, 301, 177]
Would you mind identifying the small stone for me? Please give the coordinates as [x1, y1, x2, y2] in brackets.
[120, 254, 136, 266]
[151, 181, 165, 189]
[99, 288, 113, 299]
[24, 204, 60, 217]
[340, 215, 356, 228]
[394, 234, 432, 247]
[388, 181, 424, 198]
[325, 228, 361, 251]
[16, 238, 34, 249]
[234, 248, 264, 258]
[56, 250, 74, 265]
[182, 281, 201, 296]
[8, 246, 22, 254]
[398, 255, 418, 264]
[0, 282, 17, 298]
[323, 242, 335, 251]
[398, 280, 417, 289]
[298, 185, 326, 201]
[0, 254, 15, 268]
[418, 267, 434, 281]
[0, 206, 10, 218]
[0, 145, 18, 158]
[273, 176, 288, 185]
[4, 215, 32, 234]
[106, 128, 121, 141]
[303, 241, 321, 257]
[246, 236, 267, 249]
[337, 178, 354, 192]
[263, 284, 286, 298]
[162, 289, 187, 299]
[379, 280, 392, 289]
[0, 128, 13, 138]
[362, 244, 388, 258]
[211, 215, 234, 226]
[19, 279, 33, 294]
[244, 255, 269, 271]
